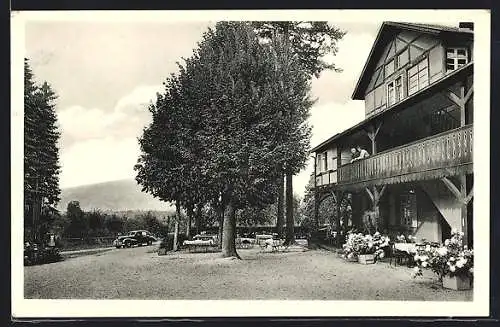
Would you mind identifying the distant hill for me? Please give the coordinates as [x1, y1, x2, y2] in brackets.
[58, 179, 174, 212]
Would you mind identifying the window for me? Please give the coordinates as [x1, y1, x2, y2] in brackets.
[400, 191, 417, 228]
[385, 59, 395, 77]
[322, 152, 328, 171]
[446, 47, 469, 71]
[316, 154, 323, 173]
[387, 76, 403, 106]
[316, 152, 328, 173]
[407, 59, 429, 95]
[397, 48, 409, 68]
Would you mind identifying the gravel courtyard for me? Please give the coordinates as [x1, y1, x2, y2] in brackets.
[24, 245, 472, 301]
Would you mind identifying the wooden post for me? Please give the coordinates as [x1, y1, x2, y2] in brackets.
[366, 122, 382, 156]
[460, 175, 468, 246]
[365, 185, 386, 233]
[335, 190, 343, 248]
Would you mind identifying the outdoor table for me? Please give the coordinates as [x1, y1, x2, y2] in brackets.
[394, 242, 417, 254]
[255, 234, 273, 245]
[183, 240, 215, 252]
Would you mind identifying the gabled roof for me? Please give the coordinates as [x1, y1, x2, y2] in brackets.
[351, 21, 474, 100]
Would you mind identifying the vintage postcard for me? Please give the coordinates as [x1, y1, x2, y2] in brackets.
[11, 9, 491, 318]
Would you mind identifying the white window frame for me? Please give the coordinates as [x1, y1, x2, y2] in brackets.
[387, 75, 403, 106]
[446, 47, 469, 72]
[407, 58, 429, 96]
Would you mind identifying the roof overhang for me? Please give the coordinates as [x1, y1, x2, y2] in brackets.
[310, 62, 473, 154]
[351, 21, 474, 101]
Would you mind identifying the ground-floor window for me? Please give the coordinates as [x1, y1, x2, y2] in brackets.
[400, 190, 417, 229]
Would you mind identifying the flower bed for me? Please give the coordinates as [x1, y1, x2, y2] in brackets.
[412, 230, 473, 290]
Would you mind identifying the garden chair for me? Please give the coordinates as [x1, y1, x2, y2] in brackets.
[389, 243, 412, 267]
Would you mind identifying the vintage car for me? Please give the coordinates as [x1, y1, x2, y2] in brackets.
[113, 230, 157, 248]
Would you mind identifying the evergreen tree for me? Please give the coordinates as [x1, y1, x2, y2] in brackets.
[24, 58, 61, 242]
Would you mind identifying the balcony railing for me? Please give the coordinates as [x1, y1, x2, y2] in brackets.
[337, 125, 473, 186]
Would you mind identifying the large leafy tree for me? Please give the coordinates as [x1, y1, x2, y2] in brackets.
[252, 22, 346, 244]
[24, 58, 61, 242]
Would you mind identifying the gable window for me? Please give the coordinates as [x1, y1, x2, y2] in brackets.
[446, 47, 469, 71]
[387, 76, 403, 106]
[397, 48, 409, 68]
[385, 59, 395, 77]
[407, 58, 429, 96]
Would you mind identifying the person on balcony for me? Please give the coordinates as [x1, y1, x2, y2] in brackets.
[356, 145, 370, 160]
[350, 146, 370, 162]
[350, 148, 359, 163]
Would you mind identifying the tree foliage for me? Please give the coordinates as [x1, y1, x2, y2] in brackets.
[135, 21, 338, 257]
[24, 58, 62, 241]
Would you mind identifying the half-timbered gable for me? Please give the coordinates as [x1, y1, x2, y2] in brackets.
[352, 22, 473, 118]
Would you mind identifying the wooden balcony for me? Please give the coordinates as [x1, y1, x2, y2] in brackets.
[337, 125, 473, 189]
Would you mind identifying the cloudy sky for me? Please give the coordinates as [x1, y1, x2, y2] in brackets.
[25, 19, 382, 196]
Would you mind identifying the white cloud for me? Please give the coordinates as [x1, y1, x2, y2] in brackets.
[59, 136, 140, 188]
[115, 85, 163, 115]
[58, 85, 162, 187]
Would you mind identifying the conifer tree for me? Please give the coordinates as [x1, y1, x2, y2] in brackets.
[24, 58, 61, 242]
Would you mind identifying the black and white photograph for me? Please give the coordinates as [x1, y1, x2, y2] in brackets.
[11, 9, 491, 318]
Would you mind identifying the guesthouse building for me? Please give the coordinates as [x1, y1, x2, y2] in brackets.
[310, 22, 474, 246]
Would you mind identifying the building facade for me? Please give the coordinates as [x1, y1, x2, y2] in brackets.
[311, 22, 474, 246]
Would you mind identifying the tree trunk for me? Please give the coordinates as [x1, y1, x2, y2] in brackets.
[276, 172, 284, 238]
[186, 205, 194, 239]
[217, 203, 224, 250]
[173, 201, 181, 251]
[284, 170, 294, 245]
[221, 200, 240, 259]
[195, 203, 202, 235]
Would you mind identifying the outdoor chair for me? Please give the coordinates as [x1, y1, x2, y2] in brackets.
[389, 243, 413, 267]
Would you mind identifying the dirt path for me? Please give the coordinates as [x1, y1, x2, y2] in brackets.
[24, 246, 472, 301]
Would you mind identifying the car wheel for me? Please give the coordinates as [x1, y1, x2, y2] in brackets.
[147, 240, 152, 246]
[115, 245, 122, 249]
[124, 241, 131, 248]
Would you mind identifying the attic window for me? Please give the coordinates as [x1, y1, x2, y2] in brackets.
[446, 47, 469, 71]
[407, 58, 429, 96]
[385, 59, 395, 77]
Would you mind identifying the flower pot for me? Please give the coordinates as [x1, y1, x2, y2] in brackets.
[358, 254, 375, 264]
[442, 275, 472, 290]
[344, 255, 358, 262]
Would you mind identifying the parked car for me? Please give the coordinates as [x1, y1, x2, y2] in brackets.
[113, 230, 157, 248]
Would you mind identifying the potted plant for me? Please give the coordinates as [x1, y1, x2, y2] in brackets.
[341, 232, 362, 262]
[342, 232, 390, 264]
[412, 230, 473, 290]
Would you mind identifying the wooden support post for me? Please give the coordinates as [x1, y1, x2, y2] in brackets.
[460, 175, 468, 247]
[365, 122, 382, 155]
[335, 190, 343, 248]
[364, 185, 386, 233]
[459, 83, 466, 126]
